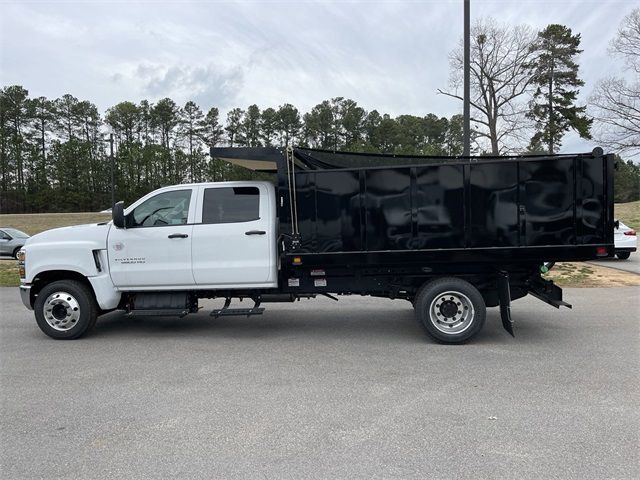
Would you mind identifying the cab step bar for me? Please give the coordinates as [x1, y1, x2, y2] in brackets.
[210, 297, 265, 318]
[210, 307, 265, 318]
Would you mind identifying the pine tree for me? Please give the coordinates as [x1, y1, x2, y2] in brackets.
[445, 114, 464, 156]
[259, 108, 278, 147]
[339, 99, 366, 151]
[0, 85, 30, 206]
[276, 104, 301, 148]
[151, 98, 179, 182]
[105, 102, 140, 143]
[303, 100, 335, 149]
[202, 107, 225, 182]
[529, 24, 592, 153]
[179, 101, 205, 182]
[225, 108, 245, 147]
[241, 104, 261, 147]
[202, 107, 224, 147]
[377, 114, 399, 153]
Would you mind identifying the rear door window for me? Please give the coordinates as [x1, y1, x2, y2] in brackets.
[202, 187, 260, 224]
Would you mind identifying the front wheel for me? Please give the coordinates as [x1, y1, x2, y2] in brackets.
[34, 280, 98, 339]
[616, 251, 631, 260]
[414, 277, 486, 344]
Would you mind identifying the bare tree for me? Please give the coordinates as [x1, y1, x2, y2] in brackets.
[611, 9, 640, 74]
[439, 18, 536, 154]
[589, 9, 640, 158]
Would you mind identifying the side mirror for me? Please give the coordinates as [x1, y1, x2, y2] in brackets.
[614, 219, 620, 229]
[112, 201, 126, 228]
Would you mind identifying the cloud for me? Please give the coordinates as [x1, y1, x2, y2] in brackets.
[136, 63, 245, 109]
[1, 0, 637, 156]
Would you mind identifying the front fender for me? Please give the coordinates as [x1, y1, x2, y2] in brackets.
[26, 241, 101, 282]
[22, 223, 121, 310]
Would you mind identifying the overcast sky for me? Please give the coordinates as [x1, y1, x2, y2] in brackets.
[1, 0, 637, 152]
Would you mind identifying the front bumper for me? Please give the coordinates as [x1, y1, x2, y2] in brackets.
[19, 285, 33, 310]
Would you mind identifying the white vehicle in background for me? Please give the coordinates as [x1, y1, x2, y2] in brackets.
[614, 220, 637, 260]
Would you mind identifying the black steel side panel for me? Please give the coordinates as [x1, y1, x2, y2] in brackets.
[579, 156, 607, 244]
[468, 163, 519, 247]
[295, 173, 316, 252]
[415, 165, 465, 249]
[313, 170, 362, 252]
[365, 168, 412, 250]
[281, 152, 614, 262]
[521, 159, 576, 246]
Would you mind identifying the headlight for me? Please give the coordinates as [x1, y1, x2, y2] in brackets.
[17, 250, 25, 278]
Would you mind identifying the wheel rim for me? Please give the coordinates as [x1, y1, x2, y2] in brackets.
[428, 290, 475, 334]
[43, 291, 81, 331]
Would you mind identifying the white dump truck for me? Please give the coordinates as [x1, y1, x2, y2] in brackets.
[18, 147, 615, 343]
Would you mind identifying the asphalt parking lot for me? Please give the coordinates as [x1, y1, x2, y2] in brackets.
[1, 287, 638, 479]
[591, 253, 640, 275]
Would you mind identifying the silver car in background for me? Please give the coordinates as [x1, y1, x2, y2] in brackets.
[0, 228, 30, 259]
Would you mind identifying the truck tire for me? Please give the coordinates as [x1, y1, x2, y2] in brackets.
[414, 277, 486, 344]
[616, 251, 631, 260]
[34, 280, 98, 339]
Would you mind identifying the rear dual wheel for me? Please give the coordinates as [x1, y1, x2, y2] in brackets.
[415, 277, 486, 344]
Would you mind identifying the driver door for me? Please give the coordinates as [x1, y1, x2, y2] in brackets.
[108, 188, 196, 289]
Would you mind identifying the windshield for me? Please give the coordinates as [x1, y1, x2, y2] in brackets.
[2, 228, 29, 238]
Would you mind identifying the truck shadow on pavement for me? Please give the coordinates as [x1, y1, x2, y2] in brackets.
[90, 307, 556, 346]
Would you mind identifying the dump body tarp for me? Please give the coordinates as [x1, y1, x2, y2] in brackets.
[210, 146, 597, 171]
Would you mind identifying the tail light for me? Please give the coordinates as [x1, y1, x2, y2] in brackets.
[624, 230, 636, 236]
[596, 246, 608, 257]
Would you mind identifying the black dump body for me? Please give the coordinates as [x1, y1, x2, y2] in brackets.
[211, 147, 614, 307]
[211, 146, 614, 262]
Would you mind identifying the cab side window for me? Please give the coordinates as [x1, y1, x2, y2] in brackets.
[126, 190, 192, 228]
[202, 187, 260, 224]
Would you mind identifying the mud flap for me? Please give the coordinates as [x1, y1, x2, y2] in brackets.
[498, 271, 514, 337]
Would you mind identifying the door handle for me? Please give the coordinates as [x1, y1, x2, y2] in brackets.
[245, 230, 266, 235]
[168, 233, 189, 239]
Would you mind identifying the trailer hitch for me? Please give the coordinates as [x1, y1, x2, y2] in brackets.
[527, 277, 572, 309]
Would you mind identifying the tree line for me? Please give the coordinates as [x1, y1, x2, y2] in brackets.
[1, 10, 639, 214]
[0, 91, 466, 213]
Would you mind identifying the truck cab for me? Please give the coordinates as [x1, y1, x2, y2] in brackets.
[107, 181, 277, 290]
[19, 181, 278, 338]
